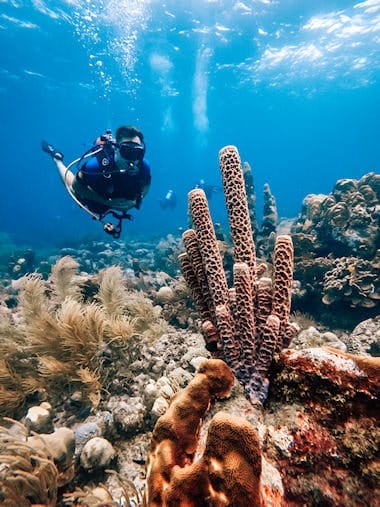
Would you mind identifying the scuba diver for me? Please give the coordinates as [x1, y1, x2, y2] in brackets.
[159, 189, 177, 210]
[195, 179, 221, 200]
[42, 125, 151, 239]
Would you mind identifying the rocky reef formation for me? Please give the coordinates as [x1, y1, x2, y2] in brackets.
[0, 251, 379, 505]
[293, 173, 379, 259]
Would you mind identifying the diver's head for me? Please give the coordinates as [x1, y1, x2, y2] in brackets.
[114, 125, 145, 174]
[116, 125, 144, 145]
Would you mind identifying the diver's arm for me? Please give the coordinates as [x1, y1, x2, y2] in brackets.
[71, 176, 113, 206]
[141, 182, 151, 198]
[140, 160, 152, 198]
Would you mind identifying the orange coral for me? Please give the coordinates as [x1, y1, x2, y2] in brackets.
[145, 359, 263, 506]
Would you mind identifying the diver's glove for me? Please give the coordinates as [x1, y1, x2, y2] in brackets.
[41, 140, 64, 161]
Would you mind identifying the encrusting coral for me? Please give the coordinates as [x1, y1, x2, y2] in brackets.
[145, 358, 263, 506]
[180, 145, 298, 403]
[267, 346, 380, 505]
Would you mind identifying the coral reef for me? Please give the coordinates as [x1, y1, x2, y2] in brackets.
[241, 160, 280, 256]
[292, 172, 379, 259]
[289, 325, 347, 351]
[342, 315, 380, 356]
[181, 145, 298, 403]
[242, 161, 258, 240]
[0, 233, 35, 280]
[0, 268, 378, 506]
[0, 159, 379, 506]
[322, 255, 379, 308]
[256, 183, 279, 259]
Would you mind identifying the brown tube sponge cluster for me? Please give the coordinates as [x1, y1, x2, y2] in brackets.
[145, 359, 263, 506]
[181, 146, 297, 403]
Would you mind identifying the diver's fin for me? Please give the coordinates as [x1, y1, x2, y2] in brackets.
[41, 140, 64, 161]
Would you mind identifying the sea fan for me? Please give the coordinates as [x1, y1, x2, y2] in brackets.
[74, 367, 102, 408]
[124, 291, 165, 339]
[0, 359, 38, 415]
[54, 299, 105, 364]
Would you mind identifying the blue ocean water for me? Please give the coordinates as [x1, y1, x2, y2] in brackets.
[1, 0, 379, 247]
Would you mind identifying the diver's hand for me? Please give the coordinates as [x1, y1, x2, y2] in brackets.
[41, 140, 64, 161]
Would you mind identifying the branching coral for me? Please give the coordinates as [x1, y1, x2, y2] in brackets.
[145, 359, 263, 506]
[180, 146, 297, 403]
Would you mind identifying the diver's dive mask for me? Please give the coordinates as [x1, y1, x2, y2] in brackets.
[118, 141, 145, 162]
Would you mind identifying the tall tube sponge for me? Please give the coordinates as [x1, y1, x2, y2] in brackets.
[181, 146, 298, 404]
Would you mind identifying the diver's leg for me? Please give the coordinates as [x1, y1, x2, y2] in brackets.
[41, 140, 75, 189]
[53, 158, 75, 188]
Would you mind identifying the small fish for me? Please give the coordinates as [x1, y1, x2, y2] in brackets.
[132, 458, 146, 465]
